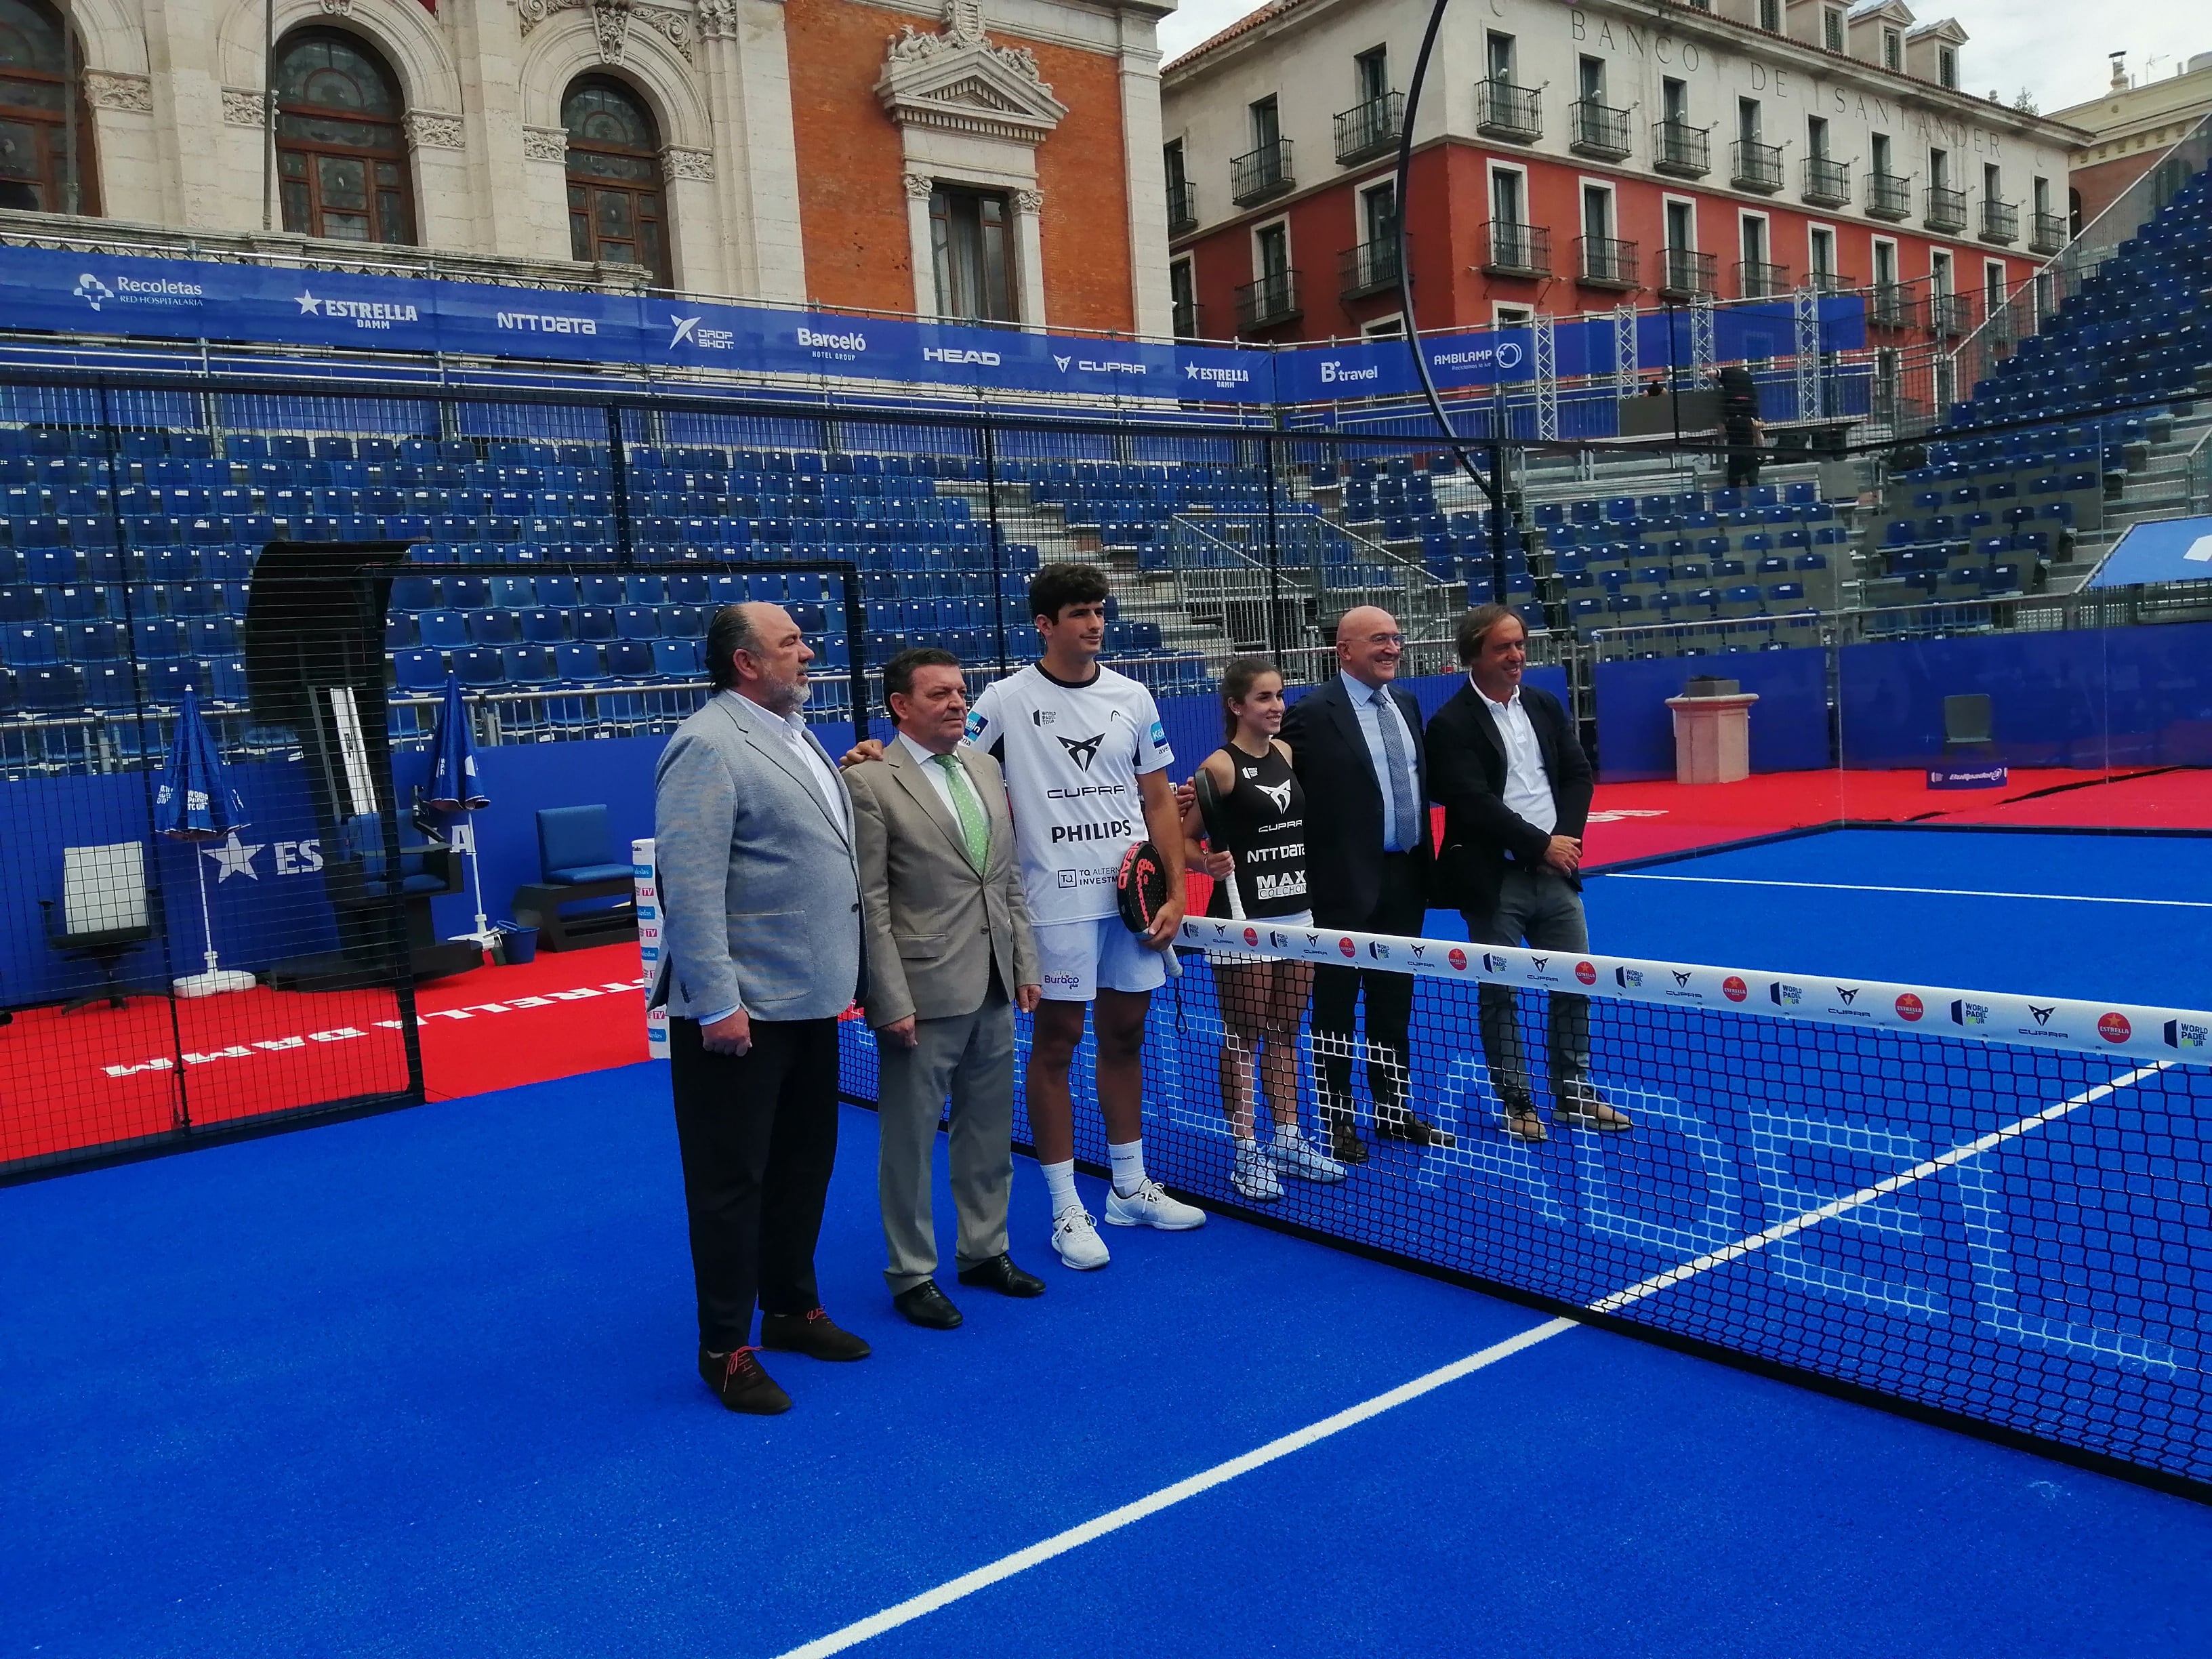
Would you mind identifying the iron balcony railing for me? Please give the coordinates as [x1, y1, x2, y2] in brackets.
[1230, 140, 1294, 207]
[1736, 260, 1790, 298]
[1476, 79, 1542, 142]
[1656, 246, 1715, 298]
[1925, 184, 1968, 233]
[1568, 98, 1632, 159]
[1805, 270, 1851, 295]
[1172, 296, 1202, 340]
[2030, 211, 2067, 254]
[1578, 234, 1639, 288]
[1479, 219, 1549, 276]
[1653, 120, 1711, 176]
[1166, 181, 1197, 237]
[1980, 199, 2020, 244]
[1869, 281, 1910, 327]
[1928, 291, 1973, 336]
[1732, 138, 1784, 191]
[1866, 171, 1911, 219]
[1334, 94, 1403, 165]
[1802, 155, 1851, 207]
[1339, 236, 1403, 300]
[1234, 268, 1300, 331]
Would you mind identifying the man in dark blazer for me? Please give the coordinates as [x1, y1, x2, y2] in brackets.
[1280, 605, 1455, 1164]
[1427, 603, 1631, 1144]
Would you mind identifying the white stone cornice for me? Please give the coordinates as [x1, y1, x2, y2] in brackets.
[83, 70, 153, 112]
[876, 0, 1069, 146]
[405, 110, 467, 151]
[523, 125, 569, 163]
[661, 143, 715, 180]
[222, 87, 266, 127]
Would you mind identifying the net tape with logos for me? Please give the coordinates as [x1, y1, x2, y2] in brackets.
[838, 922, 2212, 1491]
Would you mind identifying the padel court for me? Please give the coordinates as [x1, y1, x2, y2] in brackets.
[5, 818, 2209, 1658]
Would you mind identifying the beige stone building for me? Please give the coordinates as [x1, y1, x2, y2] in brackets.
[2050, 48, 2212, 232]
[0, 0, 1175, 334]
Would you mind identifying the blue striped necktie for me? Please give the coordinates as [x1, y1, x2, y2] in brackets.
[1372, 686, 1416, 853]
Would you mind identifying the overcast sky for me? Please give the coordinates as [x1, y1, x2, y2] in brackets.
[1156, 1, 2207, 119]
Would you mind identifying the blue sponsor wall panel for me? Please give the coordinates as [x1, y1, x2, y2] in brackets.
[1594, 650, 1832, 781]
[1838, 623, 2212, 771]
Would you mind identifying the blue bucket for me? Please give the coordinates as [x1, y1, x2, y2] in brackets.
[496, 923, 539, 966]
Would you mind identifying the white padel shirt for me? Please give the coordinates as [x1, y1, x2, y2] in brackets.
[965, 661, 1174, 926]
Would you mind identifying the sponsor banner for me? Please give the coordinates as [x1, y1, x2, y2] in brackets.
[634, 838, 667, 1060]
[1927, 762, 2009, 790]
[1173, 918, 2209, 1065]
[14, 243, 1867, 408]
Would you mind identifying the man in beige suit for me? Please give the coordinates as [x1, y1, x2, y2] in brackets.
[846, 647, 1045, 1329]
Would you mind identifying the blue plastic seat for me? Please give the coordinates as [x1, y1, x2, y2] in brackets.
[536, 804, 633, 884]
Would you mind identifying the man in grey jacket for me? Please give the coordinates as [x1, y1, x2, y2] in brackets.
[846, 647, 1044, 1332]
[652, 602, 871, 1415]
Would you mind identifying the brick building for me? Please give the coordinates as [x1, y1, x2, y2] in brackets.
[1160, 0, 2087, 349]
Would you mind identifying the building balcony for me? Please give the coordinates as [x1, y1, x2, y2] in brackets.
[1230, 140, 1294, 207]
[1653, 120, 1711, 177]
[1925, 184, 1968, 234]
[1802, 155, 1851, 207]
[1166, 182, 1197, 238]
[1655, 247, 1716, 299]
[1731, 138, 1784, 192]
[1869, 281, 1910, 329]
[1476, 79, 1542, 143]
[1866, 171, 1912, 220]
[1980, 199, 2019, 245]
[1578, 234, 1639, 289]
[1479, 219, 1549, 277]
[1806, 270, 1852, 295]
[1334, 94, 1402, 167]
[2030, 211, 2067, 255]
[1568, 99, 1632, 161]
[1929, 291, 1973, 336]
[1339, 237, 1404, 300]
[1235, 269, 1302, 333]
[1172, 298, 1202, 341]
[1736, 260, 1790, 299]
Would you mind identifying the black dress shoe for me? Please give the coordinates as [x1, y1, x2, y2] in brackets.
[1374, 1109, 1458, 1149]
[893, 1280, 964, 1329]
[957, 1253, 1046, 1298]
[759, 1307, 872, 1361]
[1328, 1118, 1370, 1164]
[699, 1347, 791, 1414]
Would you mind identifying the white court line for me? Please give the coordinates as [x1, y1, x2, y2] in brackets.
[771, 1063, 2169, 1659]
[1597, 872, 2212, 909]
[1590, 1063, 2171, 1314]
[770, 1317, 1579, 1659]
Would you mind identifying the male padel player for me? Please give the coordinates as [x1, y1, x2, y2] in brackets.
[965, 564, 1204, 1268]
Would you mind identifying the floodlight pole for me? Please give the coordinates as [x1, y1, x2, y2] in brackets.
[261, 0, 276, 230]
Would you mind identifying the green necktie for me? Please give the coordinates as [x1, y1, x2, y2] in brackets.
[934, 753, 990, 873]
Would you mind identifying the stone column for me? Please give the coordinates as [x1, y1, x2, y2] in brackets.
[1115, 22, 1170, 338]
[660, 142, 728, 293]
[447, 0, 537, 258]
[137, 0, 227, 228]
[405, 110, 476, 253]
[1014, 186, 1046, 328]
[904, 171, 937, 315]
[696, 0, 806, 302]
[80, 71, 163, 224]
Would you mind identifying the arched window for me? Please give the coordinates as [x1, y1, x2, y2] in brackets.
[0, 0, 97, 213]
[563, 77, 670, 287]
[274, 28, 415, 245]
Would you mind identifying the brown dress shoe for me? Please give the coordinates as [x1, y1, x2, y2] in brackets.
[1328, 1118, 1370, 1164]
[760, 1307, 872, 1361]
[1502, 1105, 1549, 1143]
[1374, 1109, 1458, 1149]
[700, 1347, 791, 1414]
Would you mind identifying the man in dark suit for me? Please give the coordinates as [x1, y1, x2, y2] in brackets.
[1427, 603, 1631, 1144]
[1280, 605, 1455, 1164]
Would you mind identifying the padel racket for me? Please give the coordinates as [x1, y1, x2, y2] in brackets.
[1193, 768, 1245, 923]
[1115, 838, 1183, 977]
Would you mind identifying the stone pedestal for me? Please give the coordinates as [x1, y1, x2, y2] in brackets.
[1665, 692, 1761, 785]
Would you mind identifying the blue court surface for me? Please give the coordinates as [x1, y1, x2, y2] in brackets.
[5, 1062, 2209, 1659]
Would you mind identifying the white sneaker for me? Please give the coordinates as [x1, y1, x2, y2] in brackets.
[1104, 1179, 1208, 1231]
[1268, 1137, 1347, 1184]
[1050, 1206, 1111, 1270]
[1231, 1143, 1284, 1202]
